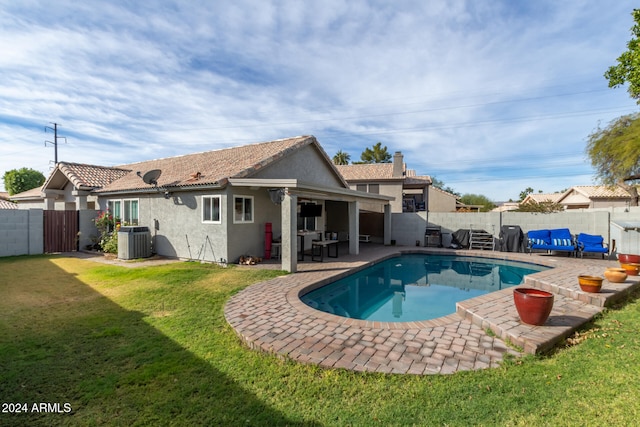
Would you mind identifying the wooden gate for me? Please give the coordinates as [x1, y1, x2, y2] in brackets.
[44, 210, 79, 253]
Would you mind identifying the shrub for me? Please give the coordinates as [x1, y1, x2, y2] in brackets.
[93, 211, 120, 254]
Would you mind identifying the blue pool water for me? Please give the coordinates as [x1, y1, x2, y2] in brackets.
[301, 254, 548, 322]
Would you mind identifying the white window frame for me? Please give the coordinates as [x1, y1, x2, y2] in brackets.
[107, 200, 121, 221]
[123, 199, 139, 225]
[202, 195, 222, 224]
[107, 198, 139, 225]
[233, 195, 254, 224]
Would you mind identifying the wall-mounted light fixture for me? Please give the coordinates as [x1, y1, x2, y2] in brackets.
[268, 188, 285, 205]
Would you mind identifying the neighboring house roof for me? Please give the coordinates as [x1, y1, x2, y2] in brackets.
[0, 198, 18, 209]
[404, 175, 432, 187]
[521, 192, 563, 204]
[561, 185, 632, 200]
[0, 191, 10, 200]
[430, 185, 457, 198]
[335, 163, 402, 181]
[492, 202, 519, 212]
[95, 135, 347, 194]
[9, 185, 44, 201]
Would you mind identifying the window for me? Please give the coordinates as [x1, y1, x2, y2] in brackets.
[108, 200, 121, 221]
[202, 195, 221, 223]
[356, 183, 379, 194]
[107, 199, 139, 225]
[124, 200, 139, 225]
[234, 195, 253, 223]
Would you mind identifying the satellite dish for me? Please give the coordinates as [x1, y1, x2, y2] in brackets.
[142, 169, 162, 186]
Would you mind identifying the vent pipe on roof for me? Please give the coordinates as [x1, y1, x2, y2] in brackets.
[393, 151, 404, 178]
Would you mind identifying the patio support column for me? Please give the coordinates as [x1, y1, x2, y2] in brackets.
[43, 189, 63, 210]
[348, 200, 359, 255]
[384, 203, 392, 245]
[73, 190, 90, 210]
[44, 196, 56, 210]
[281, 191, 297, 273]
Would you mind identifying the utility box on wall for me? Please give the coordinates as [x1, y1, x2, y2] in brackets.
[118, 226, 152, 259]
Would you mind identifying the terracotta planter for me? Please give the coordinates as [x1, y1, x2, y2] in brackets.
[578, 275, 603, 293]
[620, 263, 640, 276]
[604, 267, 627, 283]
[618, 254, 640, 264]
[513, 288, 554, 326]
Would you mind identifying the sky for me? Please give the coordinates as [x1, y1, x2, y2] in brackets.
[1, 0, 638, 201]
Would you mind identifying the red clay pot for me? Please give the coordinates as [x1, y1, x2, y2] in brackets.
[618, 254, 640, 264]
[578, 275, 603, 293]
[620, 263, 640, 276]
[513, 288, 554, 326]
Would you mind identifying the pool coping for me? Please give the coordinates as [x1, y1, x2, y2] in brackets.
[224, 246, 640, 374]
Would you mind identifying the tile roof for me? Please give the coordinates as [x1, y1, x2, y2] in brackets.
[8, 186, 44, 200]
[404, 175, 432, 186]
[56, 163, 130, 190]
[430, 185, 457, 198]
[97, 135, 319, 193]
[525, 193, 563, 203]
[570, 185, 632, 199]
[335, 163, 401, 181]
[0, 199, 18, 209]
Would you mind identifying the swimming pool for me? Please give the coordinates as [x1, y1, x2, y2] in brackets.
[300, 254, 548, 322]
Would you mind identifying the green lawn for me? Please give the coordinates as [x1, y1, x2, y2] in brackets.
[1, 255, 639, 426]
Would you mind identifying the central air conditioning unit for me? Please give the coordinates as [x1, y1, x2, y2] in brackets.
[118, 226, 152, 260]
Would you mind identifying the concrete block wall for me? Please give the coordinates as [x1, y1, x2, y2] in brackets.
[502, 211, 610, 238]
[425, 212, 501, 247]
[392, 210, 640, 248]
[390, 212, 426, 246]
[0, 209, 43, 257]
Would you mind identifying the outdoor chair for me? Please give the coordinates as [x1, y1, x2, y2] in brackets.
[576, 233, 609, 259]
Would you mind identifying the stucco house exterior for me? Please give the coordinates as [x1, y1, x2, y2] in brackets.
[520, 192, 564, 207]
[11, 136, 392, 272]
[556, 185, 634, 209]
[521, 186, 634, 210]
[335, 151, 434, 213]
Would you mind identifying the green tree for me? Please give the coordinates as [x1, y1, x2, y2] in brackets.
[516, 199, 564, 213]
[519, 187, 535, 201]
[430, 176, 460, 197]
[332, 150, 351, 165]
[459, 194, 496, 212]
[586, 113, 640, 205]
[605, 9, 640, 101]
[2, 167, 46, 196]
[359, 142, 391, 163]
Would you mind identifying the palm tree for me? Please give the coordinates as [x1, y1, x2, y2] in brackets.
[332, 150, 351, 165]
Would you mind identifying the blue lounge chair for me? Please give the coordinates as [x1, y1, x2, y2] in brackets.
[576, 233, 609, 259]
[526, 228, 576, 256]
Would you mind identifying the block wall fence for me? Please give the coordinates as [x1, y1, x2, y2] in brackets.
[2, 207, 640, 258]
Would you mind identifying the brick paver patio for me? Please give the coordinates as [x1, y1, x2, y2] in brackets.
[224, 244, 640, 375]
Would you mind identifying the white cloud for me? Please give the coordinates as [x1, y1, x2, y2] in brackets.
[0, 0, 637, 199]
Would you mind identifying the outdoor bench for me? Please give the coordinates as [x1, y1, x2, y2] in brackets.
[526, 228, 576, 256]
